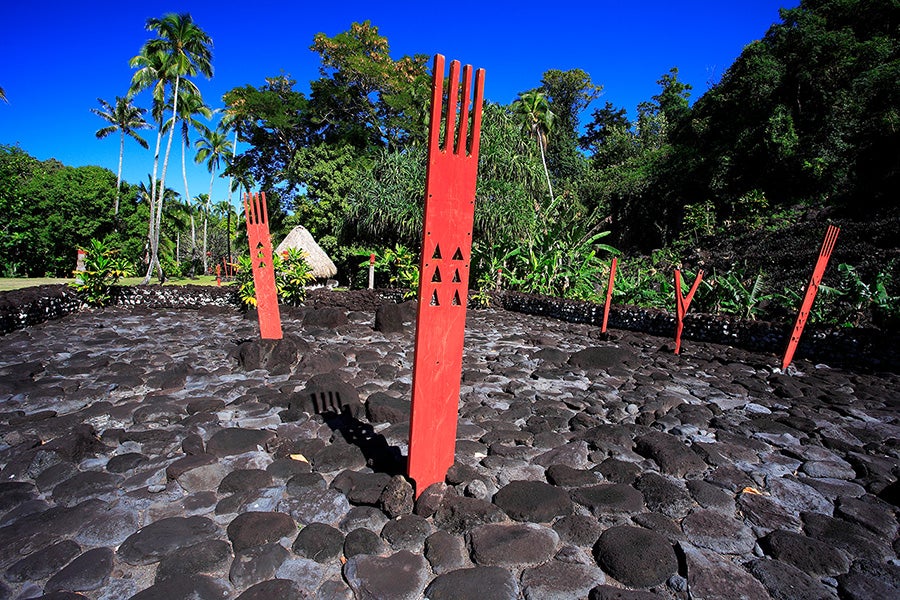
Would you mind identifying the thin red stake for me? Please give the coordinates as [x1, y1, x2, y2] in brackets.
[243, 192, 282, 340]
[781, 224, 840, 370]
[407, 55, 485, 497]
[674, 268, 704, 354]
[601, 257, 618, 333]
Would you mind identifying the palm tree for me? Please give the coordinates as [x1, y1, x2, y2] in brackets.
[512, 91, 556, 208]
[213, 199, 237, 268]
[0, 86, 7, 103]
[130, 12, 213, 283]
[195, 126, 229, 273]
[91, 96, 151, 217]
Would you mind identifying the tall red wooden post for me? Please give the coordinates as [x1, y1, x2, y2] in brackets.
[601, 257, 618, 333]
[674, 268, 703, 354]
[781, 224, 840, 370]
[243, 192, 282, 340]
[408, 55, 485, 496]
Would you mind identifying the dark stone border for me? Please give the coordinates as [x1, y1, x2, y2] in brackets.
[1, 285, 896, 372]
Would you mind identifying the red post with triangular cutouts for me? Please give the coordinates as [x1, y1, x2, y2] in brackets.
[601, 257, 617, 333]
[781, 224, 839, 370]
[243, 192, 282, 340]
[407, 55, 485, 497]
[674, 268, 703, 354]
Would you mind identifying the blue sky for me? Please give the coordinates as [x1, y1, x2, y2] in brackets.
[1, 1, 795, 211]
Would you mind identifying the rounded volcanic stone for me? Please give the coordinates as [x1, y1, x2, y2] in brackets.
[344, 527, 386, 558]
[747, 558, 838, 600]
[681, 509, 756, 554]
[381, 514, 432, 552]
[761, 529, 850, 576]
[521, 560, 606, 600]
[593, 525, 677, 588]
[424, 566, 519, 600]
[155, 540, 234, 583]
[570, 483, 645, 516]
[433, 495, 507, 534]
[227, 511, 296, 552]
[5, 539, 81, 582]
[235, 579, 306, 600]
[545, 464, 599, 487]
[118, 516, 220, 565]
[681, 544, 770, 600]
[634, 431, 707, 478]
[229, 542, 291, 589]
[74, 508, 141, 546]
[801, 512, 893, 563]
[292, 522, 345, 563]
[835, 495, 899, 537]
[569, 346, 634, 370]
[379, 475, 414, 518]
[493, 480, 573, 523]
[206, 428, 275, 457]
[218, 469, 273, 495]
[837, 560, 900, 600]
[106, 452, 148, 473]
[425, 530, 469, 575]
[127, 574, 231, 600]
[589, 586, 660, 599]
[553, 514, 603, 547]
[365, 392, 411, 423]
[469, 523, 560, 567]
[374, 303, 406, 334]
[45, 547, 114, 593]
[634, 472, 695, 519]
[292, 373, 363, 418]
[51, 471, 121, 506]
[344, 550, 429, 600]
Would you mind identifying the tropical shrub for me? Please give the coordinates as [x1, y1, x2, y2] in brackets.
[70, 239, 133, 306]
[234, 249, 314, 308]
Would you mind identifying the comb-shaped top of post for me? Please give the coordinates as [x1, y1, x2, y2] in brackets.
[429, 54, 485, 160]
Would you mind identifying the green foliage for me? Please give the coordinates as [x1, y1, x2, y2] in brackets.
[70, 239, 134, 306]
[279, 247, 315, 305]
[234, 249, 314, 308]
[696, 269, 773, 320]
[369, 244, 419, 298]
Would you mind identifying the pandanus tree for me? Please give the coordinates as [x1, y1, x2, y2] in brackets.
[512, 90, 556, 209]
[195, 126, 229, 273]
[91, 96, 151, 217]
[130, 12, 213, 283]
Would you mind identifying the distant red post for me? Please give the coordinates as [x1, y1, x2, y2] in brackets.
[781, 224, 840, 371]
[368, 253, 376, 290]
[601, 257, 618, 333]
[408, 55, 485, 497]
[243, 192, 282, 340]
[216, 264, 221, 287]
[674, 268, 703, 354]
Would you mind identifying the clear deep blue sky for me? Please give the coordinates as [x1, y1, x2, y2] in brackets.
[0, 0, 795, 211]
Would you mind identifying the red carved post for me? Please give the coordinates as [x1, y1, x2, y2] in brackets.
[216, 264, 221, 287]
[674, 268, 703, 354]
[601, 257, 618, 333]
[781, 224, 840, 370]
[243, 192, 282, 340]
[408, 55, 485, 496]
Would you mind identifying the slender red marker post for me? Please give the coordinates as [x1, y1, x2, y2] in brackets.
[243, 192, 282, 340]
[674, 268, 703, 354]
[407, 55, 485, 497]
[601, 257, 618, 333]
[781, 224, 840, 370]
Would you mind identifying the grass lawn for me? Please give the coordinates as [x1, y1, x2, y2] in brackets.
[0, 275, 231, 292]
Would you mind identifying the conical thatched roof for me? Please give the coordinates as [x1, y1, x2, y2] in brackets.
[275, 225, 338, 279]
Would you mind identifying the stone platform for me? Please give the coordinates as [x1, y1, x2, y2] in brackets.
[0, 302, 898, 599]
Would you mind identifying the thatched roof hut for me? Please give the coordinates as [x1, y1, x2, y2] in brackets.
[275, 226, 338, 279]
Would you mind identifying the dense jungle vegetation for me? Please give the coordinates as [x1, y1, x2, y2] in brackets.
[1, 0, 898, 327]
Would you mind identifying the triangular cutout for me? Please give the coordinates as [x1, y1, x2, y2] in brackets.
[452, 247, 464, 261]
[451, 290, 461, 306]
[432, 245, 442, 260]
[432, 266, 442, 283]
[430, 290, 440, 306]
[256, 241, 264, 250]
[452, 269, 461, 283]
